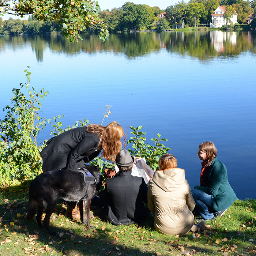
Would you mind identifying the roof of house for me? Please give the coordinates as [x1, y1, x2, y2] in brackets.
[220, 6, 226, 12]
[211, 6, 226, 16]
[211, 6, 237, 16]
[158, 12, 166, 17]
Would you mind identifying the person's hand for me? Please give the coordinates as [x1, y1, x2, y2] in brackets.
[134, 156, 141, 164]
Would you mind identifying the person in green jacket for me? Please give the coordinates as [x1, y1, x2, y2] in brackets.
[192, 141, 237, 220]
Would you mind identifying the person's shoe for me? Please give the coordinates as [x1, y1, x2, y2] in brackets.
[66, 204, 80, 220]
[191, 220, 206, 232]
[212, 209, 227, 220]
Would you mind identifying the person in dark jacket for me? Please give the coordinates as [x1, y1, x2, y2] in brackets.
[40, 121, 124, 172]
[192, 141, 237, 220]
[40, 121, 124, 219]
[103, 150, 150, 225]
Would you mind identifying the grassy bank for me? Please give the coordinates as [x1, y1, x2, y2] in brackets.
[0, 184, 255, 256]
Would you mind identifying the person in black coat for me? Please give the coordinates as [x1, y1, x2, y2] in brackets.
[103, 150, 150, 225]
[40, 121, 124, 172]
[40, 121, 124, 220]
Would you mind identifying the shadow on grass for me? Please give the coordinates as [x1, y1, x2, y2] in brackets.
[1, 184, 255, 255]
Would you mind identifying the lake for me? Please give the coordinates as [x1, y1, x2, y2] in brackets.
[1, 30, 256, 200]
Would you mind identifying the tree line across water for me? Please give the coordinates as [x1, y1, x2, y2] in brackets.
[98, 0, 256, 33]
[1, 0, 256, 36]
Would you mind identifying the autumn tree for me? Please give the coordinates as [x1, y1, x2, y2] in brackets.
[233, 1, 254, 23]
[0, 0, 109, 41]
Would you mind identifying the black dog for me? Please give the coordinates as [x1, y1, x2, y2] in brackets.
[27, 165, 101, 235]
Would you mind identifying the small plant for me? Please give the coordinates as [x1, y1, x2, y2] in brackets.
[127, 126, 170, 171]
[101, 105, 111, 125]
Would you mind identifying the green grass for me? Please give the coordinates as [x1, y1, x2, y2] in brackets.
[0, 184, 255, 256]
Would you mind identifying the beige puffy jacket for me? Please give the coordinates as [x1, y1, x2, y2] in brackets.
[147, 168, 195, 235]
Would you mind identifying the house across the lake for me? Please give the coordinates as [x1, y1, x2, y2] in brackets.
[158, 12, 166, 18]
[210, 6, 237, 28]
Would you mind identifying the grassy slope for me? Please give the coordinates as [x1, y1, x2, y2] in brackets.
[0, 184, 255, 256]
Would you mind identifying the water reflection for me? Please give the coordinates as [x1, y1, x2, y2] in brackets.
[0, 31, 256, 62]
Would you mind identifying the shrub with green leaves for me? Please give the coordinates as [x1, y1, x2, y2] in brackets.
[0, 68, 48, 185]
[127, 125, 171, 171]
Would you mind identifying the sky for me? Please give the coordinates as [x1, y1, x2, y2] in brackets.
[97, 0, 180, 10]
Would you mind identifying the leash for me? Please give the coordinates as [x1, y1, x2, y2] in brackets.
[70, 168, 97, 200]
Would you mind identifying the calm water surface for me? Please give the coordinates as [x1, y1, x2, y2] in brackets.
[1, 31, 256, 200]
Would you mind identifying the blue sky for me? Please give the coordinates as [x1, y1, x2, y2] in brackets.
[98, 0, 181, 10]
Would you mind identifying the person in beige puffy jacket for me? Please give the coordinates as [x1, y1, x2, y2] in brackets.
[148, 154, 203, 235]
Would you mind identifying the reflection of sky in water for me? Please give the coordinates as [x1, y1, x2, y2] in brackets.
[1, 35, 256, 200]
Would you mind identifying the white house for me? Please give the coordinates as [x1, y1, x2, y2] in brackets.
[210, 6, 237, 28]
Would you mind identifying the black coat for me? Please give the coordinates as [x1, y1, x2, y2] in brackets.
[103, 170, 150, 225]
[40, 127, 101, 172]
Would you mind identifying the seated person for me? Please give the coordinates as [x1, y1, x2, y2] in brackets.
[103, 150, 150, 225]
[192, 141, 237, 220]
[148, 154, 204, 235]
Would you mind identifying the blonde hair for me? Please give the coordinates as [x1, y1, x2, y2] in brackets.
[159, 154, 177, 170]
[198, 141, 217, 162]
[86, 121, 124, 161]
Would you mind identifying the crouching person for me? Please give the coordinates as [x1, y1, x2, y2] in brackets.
[103, 150, 150, 225]
[148, 154, 201, 235]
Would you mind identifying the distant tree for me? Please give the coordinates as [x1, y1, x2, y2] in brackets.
[121, 2, 154, 31]
[100, 8, 124, 33]
[166, 1, 187, 29]
[223, 5, 236, 24]
[197, 0, 221, 24]
[151, 6, 162, 16]
[0, 0, 108, 41]
[136, 4, 153, 29]
[186, 2, 206, 27]
[156, 17, 168, 32]
[251, 0, 256, 9]
[3, 18, 24, 35]
[142, 4, 155, 28]
[0, 17, 3, 33]
[166, 5, 180, 29]
[233, 1, 254, 23]
[122, 2, 138, 31]
[221, 0, 242, 5]
[26, 20, 43, 34]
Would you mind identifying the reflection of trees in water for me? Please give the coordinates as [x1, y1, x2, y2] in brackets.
[0, 31, 256, 61]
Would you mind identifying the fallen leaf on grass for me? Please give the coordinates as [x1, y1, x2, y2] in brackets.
[215, 238, 221, 244]
[5, 238, 12, 243]
[44, 245, 51, 252]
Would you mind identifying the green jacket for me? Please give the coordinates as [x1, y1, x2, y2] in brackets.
[194, 158, 237, 212]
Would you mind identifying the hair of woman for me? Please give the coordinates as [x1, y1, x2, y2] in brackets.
[159, 154, 177, 170]
[86, 121, 124, 161]
[198, 141, 217, 162]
